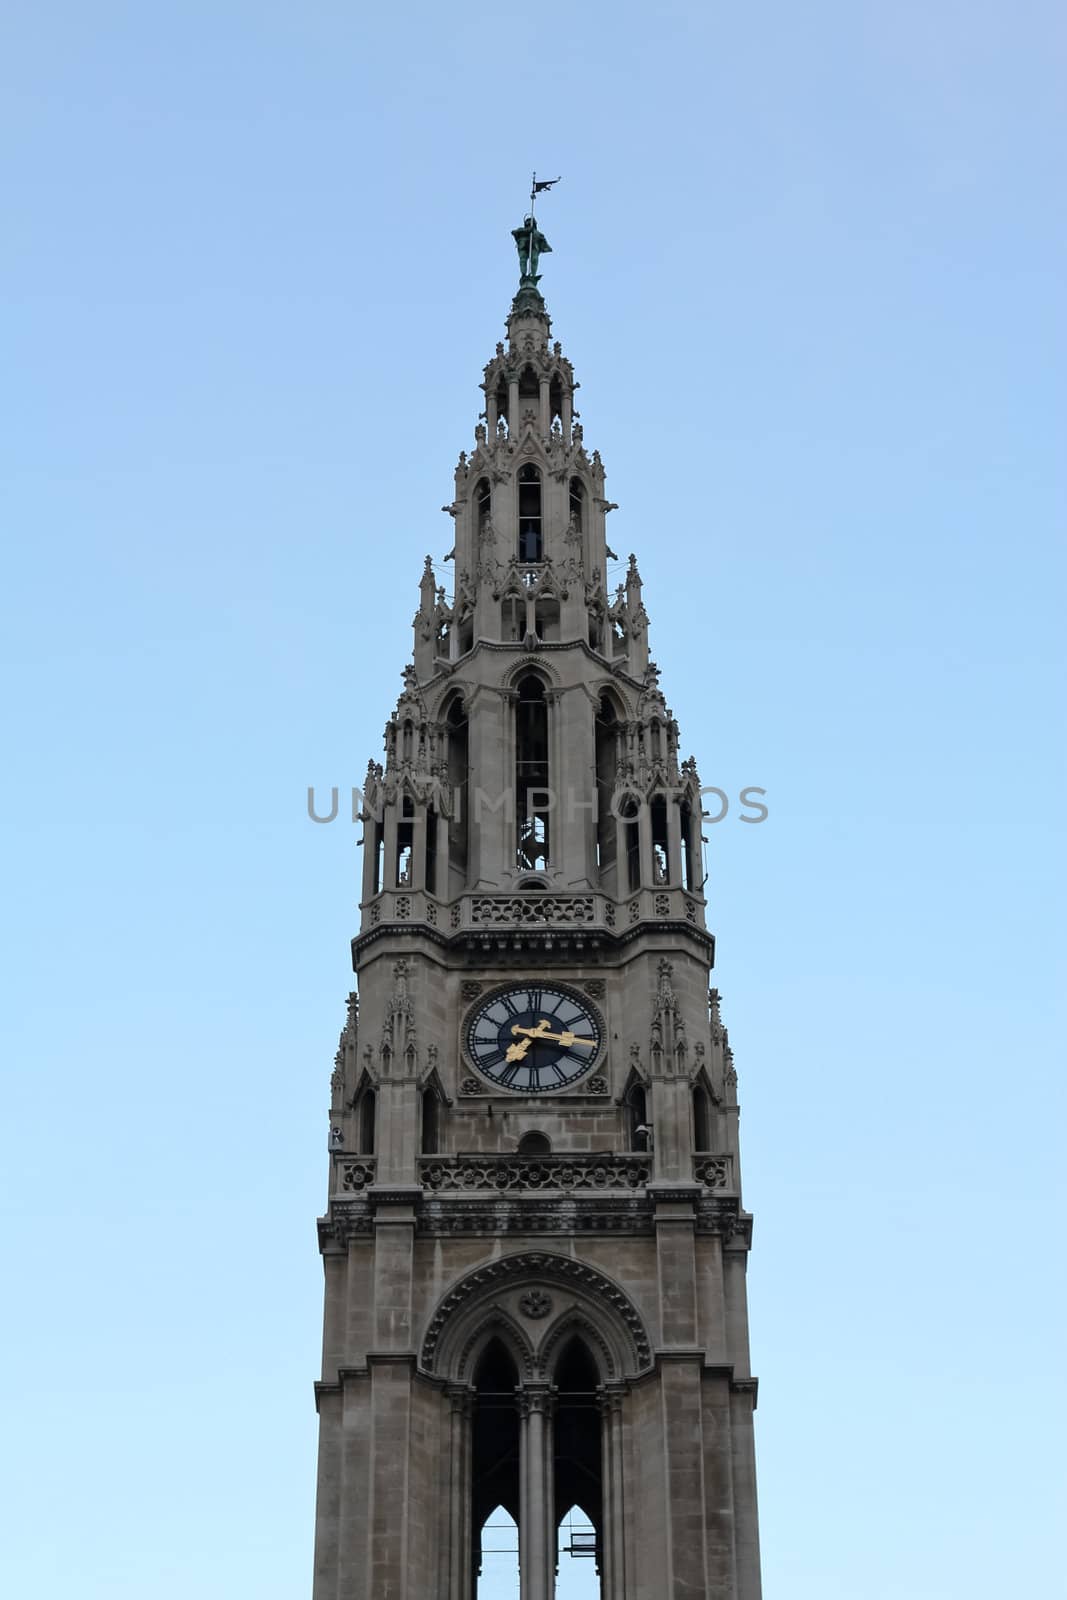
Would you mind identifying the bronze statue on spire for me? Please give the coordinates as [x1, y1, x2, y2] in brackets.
[512, 215, 552, 283]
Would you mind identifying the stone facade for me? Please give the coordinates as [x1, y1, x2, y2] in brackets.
[312, 242, 762, 1598]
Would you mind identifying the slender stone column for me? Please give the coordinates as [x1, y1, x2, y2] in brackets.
[446, 1386, 474, 1600]
[539, 376, 551, 435]
[667, 797, 684, 888]
[599, 1386, 627, 1597]
[410, 805, 427, 892]
[382, 805, 400, 890]
[519, 1385, 555, 1600]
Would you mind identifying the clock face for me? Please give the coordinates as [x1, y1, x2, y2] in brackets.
[465, 983, 602, 1093]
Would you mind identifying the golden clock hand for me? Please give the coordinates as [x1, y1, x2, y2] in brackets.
[505, 1018, 551, 1062]
[510, 1021, 591, 1048]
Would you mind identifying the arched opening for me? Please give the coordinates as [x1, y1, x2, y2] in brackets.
[479, 1508, 519, 1597]
[594, 696, 619, 879]
[472, 1340, 521, 1596]
[518, 363, 540, 405]
[693, 1084, 711, 1153]
[550, 373, 564, 425]
[557, 1506, 600, 1597]
[515, 674, 550, 869]
[397, 792, 415, 887]
[445, 696, 469, 889]
[357, 1088, 376, 1156]
[518, 464, 543, 562]
[650, 793, 669, 885]
[619, 795, 641, 893]
[554, 1339, 603, 1594]
[517, 1130, 552, 1156]
[421, 1089, 440, 1155]
[495, 379, 509, 434]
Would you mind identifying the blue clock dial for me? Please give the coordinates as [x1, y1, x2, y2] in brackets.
[465, 983, 601, 1093]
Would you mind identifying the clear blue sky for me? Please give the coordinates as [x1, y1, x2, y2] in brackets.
[2, 3, 1064, 1596]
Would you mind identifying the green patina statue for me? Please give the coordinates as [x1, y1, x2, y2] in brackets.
[512, 215, 552, 283]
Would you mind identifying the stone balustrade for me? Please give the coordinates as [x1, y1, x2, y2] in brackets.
[417, 1153, 651, 1193]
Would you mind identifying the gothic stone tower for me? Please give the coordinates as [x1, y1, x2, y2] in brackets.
[312, 224, 762, 1600]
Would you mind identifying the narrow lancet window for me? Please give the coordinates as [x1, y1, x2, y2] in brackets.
[554, 1340, 603, 1581]
[358, 1088, 376, 1156]
[420, 1089, 439, 1155]
[651, 794, 669, 885]
[472, 1342, 521, 1594]
[515, 674, 550, 868]
[595, 696, 619, 877]
[397, 793, 415, 886]
[518, 464, 543, 562]
[446, 697, 469, 888]
[693, 1085, 711, 1152]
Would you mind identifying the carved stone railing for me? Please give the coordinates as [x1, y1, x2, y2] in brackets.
[468, 894, 598, 927]
[337, 1158, 377, 1192]
[693, 1155, 734, 1191]
[358, 887, 707, 939]
[418, 1154, 651, 1193]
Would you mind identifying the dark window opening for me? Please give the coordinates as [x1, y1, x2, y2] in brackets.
[693, 1085, 710, 1153]
[516, 674, 550, 869]
[358, 1089, 376, 1156]
[550, 373, 564, 423]
[626, 1083, 648, 1149]
[518, 363, 539, 400]
[517, 1131, 552, 1156]
[425, 806, 438, 896]
[518, 464, 543, 562]
[421, 1090, 440, 1155]
[595, 697, 618, 876]
[494, 380, 509, 432]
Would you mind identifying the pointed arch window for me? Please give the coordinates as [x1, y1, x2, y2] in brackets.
[518, 464, 543, 563]
[650, 794, 669, 885]
[357, 1087, 376, 1156]
[515, 674, 550, 868]
[472, 1341, 521, 1594]
[693, 1084, 711, 1153]
[595, 695, 619, 877]
[397, 793, 415, 887]
[553, 1339, 603, 1583]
